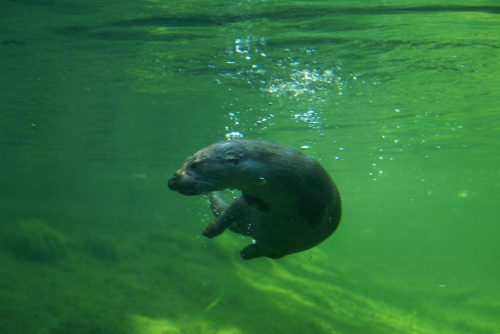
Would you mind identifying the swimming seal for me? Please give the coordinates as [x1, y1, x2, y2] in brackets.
[168, 140, 341, 260]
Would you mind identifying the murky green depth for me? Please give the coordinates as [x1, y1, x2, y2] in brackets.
[1, 1, 499, 333]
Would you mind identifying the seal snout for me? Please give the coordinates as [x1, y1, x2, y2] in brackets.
[168, 171, 199, 196]
[167, 173, 179, 190]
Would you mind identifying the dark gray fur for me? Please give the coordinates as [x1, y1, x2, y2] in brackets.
[168, 140, 341, 260]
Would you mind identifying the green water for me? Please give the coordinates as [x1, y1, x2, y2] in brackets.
[1, 1, 499, 333]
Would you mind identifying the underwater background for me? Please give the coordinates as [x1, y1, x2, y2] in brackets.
[1, 1, 499, 333]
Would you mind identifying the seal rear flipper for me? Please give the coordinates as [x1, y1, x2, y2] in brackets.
[240, 244, 266, 260]
[240, 244, 284, 260]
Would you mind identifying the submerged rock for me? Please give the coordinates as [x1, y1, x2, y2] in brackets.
[2, 218, 69, 263]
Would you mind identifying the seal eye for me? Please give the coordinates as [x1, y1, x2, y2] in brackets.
[189, 161, 201, 171]
[223, 157, 240, 165]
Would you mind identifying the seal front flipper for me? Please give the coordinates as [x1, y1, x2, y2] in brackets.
[203, 198, 247, 239]
[208, 191, 229, 217]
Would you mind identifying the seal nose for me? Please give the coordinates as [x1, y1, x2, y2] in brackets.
[168, 173, 178, 190]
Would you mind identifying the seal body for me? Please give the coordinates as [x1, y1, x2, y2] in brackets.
[168, 140, 341, 260]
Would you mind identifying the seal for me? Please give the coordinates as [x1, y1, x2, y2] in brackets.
[168, 140, 341, 260]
